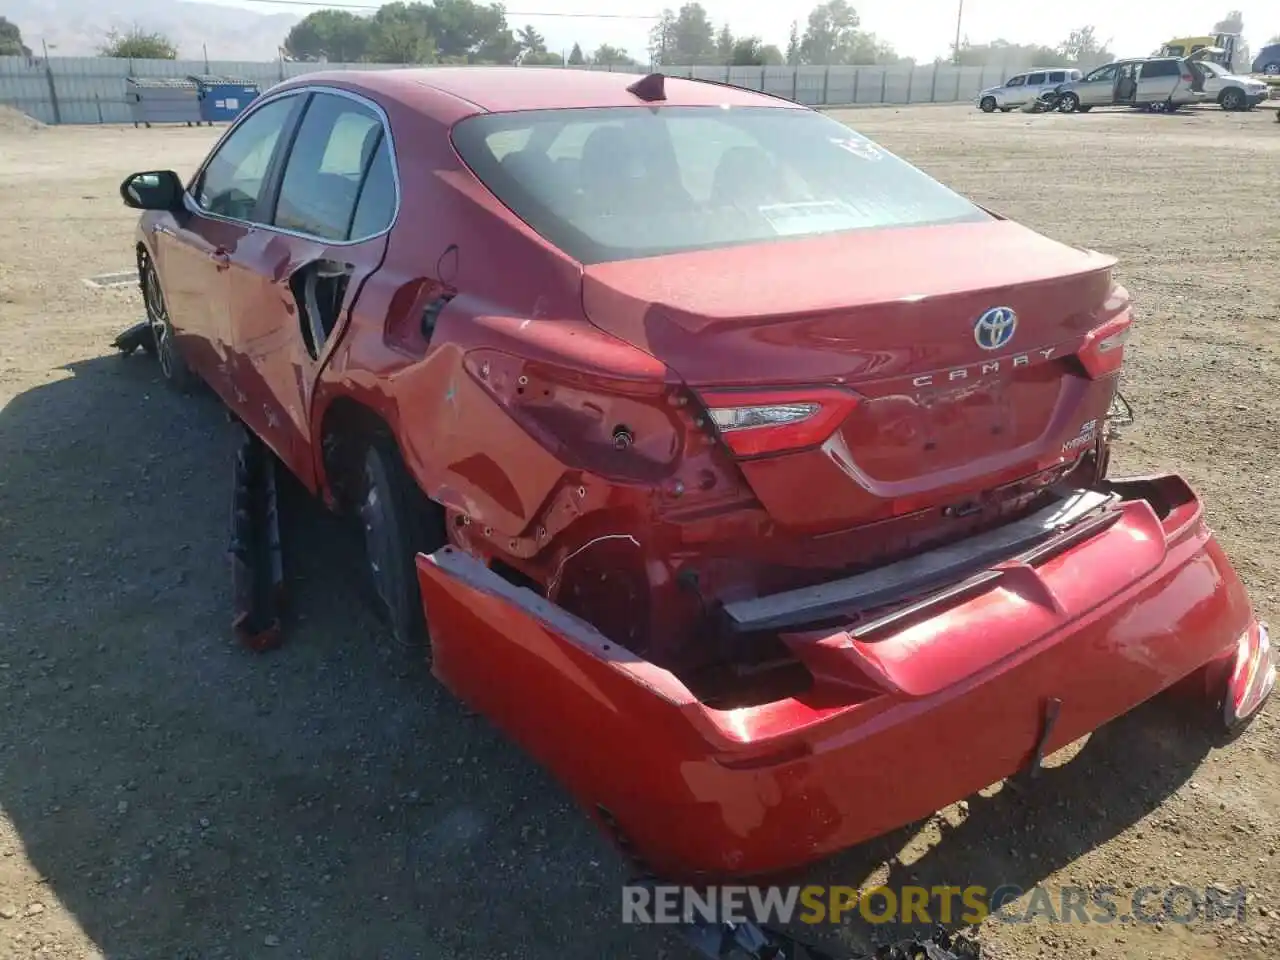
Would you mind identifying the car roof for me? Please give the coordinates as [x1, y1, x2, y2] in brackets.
[287, 66, 804, 118]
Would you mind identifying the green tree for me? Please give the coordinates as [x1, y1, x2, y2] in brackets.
[1213, 10, 1244, 34]
[517, 24, 547, 55]
[952, 37, 1063, 69]
[845, 32, 902, 64]
[427, 0, 515, 62]
[800, 0, 861, 64]
[650, 3, 716, 65]
[283, 9, 371, 62]
[567, 42, 586, 64]
[592, 43, 635, 66]
[99, 27, 178, 59]
[785, 21, 801, 65]
[716, 24, 734, 63]
[730, 37, 784, 66]
[368, 2, 436, 62]
[1057, 25, 1110, 67]
[0, 16, 30, 56]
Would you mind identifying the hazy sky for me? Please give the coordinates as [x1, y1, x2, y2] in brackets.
[208, 0, 1280, 64]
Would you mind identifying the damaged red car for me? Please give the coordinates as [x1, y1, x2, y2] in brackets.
[119, 67, 1274, 883]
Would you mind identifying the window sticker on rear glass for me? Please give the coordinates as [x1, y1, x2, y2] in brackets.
[829, 135, 883, 161]
[757, 200, 867, 235]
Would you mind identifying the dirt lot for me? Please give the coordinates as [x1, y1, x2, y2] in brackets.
[0, 102, 1277, 960]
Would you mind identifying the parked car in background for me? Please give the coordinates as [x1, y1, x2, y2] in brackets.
[1056, 57, 1203, 113]
[1252, 43, 1280, 75]
[1192, 60, 1270, 110]
[1159, 33, 1239, 68]
[977, 68, 1081, 112]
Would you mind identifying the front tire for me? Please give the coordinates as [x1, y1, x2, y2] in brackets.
[357, 441, 445, 657]
[980, 96, 996, 113]
[1220, 88, 1245, 111]
[1059, 92, 1081, 113]
[139, 252, 192, 393]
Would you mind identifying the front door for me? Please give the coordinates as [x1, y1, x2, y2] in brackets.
[177, 93, 306, 400]
[1078, 64, 1120, 106]
[224, 90, 396, 487]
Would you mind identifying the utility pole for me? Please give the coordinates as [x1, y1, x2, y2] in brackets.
[953, 0, 964, 64]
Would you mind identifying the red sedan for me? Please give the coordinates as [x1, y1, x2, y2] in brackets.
[119, 67, 1273, 882]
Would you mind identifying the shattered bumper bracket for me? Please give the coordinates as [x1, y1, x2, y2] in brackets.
[722, 488, 1117, 633]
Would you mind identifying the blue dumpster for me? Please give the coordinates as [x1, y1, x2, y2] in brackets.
[190, 76, 261, 123]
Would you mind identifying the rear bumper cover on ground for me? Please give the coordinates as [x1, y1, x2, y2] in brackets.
[415, 472, 1264, 881]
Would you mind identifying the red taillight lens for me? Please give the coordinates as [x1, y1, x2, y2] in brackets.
[698, 387, 860, 457]
[1077, 310, 1132, 379]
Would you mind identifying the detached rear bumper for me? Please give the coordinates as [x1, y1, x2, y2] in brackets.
[416, 473, 1264, 881]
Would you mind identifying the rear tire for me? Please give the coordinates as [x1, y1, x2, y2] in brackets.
[980, 96, 996, 113]
[1059, 93, 1081, 113]
[356, 441, 445, 659]
[1263, 62, 1280, 76]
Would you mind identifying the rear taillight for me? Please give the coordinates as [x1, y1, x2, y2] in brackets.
[1077, 309, 1132, 379]
[698, 387, 860, 458]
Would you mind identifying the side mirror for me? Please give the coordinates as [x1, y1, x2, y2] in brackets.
[120, 170, 184, 211]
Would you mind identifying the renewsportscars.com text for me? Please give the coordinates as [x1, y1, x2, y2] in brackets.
[622, 884, 1249, 927]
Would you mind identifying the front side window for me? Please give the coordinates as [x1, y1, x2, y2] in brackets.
[274, 92, 388, 241]
[452, 106, 989, 265]
[1006, 75, 1026, 87]
[1087, 65, 1119, 82]
[197, 95, 298, 220]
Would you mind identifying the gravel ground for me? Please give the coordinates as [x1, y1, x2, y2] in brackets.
[0, 102, 1277, 960]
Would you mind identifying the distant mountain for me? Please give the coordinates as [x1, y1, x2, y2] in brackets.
[7, 0, 300, 61]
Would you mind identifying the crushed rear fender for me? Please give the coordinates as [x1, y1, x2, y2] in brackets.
[415, 472, 1261, 881]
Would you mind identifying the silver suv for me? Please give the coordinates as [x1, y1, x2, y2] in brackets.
[1055, 57, 1203, 113]
[977, 68, 1082, 112]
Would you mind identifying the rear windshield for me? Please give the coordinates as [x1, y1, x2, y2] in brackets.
[451, 106, 989, 264]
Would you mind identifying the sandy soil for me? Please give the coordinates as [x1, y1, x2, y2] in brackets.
[0, 103, 1277, 960]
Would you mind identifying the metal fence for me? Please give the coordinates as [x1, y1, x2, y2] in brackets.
[0, 54, 1024, 125]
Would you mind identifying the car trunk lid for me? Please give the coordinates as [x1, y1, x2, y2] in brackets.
[581, 220, 1124, 531]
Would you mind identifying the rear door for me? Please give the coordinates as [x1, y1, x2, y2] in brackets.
[224, 88, 398, 487]
[1137, 58, 1181, 103]
[1023, 71, 1049, 102]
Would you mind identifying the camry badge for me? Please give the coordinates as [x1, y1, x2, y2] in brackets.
[974, 307, 1017, 351]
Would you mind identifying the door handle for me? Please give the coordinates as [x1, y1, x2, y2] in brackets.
[211, 248, 231, 271]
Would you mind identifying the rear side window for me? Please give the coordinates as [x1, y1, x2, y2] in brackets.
[1048, 71, 1066, 83]
[1027, 72, 1047, 85]
[451, 106, 989, 265]
[1142, 59, 1180, 77]
[274, 92, 388, 241]
[348, 136, 396, 239]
